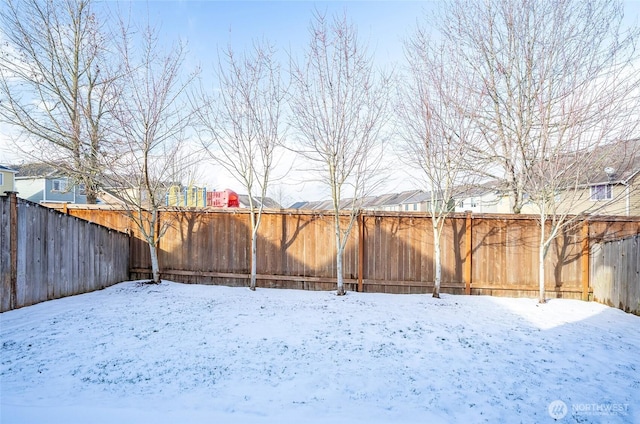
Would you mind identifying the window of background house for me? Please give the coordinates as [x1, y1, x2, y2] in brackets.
[52, 179, 67, 192]
[0, 174, 4, 186]
[590, 184, 612, 201]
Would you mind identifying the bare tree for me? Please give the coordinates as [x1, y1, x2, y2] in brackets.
[289, 11, 390, 295]
[524, 139, 640, 303]
[433, 0, 640, 301]
[0, 0, 116, 203]
[436, 0, 640, 215]
[194, 40, 286, 291]
[104, 19, 197, 284]
[399, 30, 480, 298]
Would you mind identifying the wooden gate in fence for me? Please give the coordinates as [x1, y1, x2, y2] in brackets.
[591, 234, 640, 315]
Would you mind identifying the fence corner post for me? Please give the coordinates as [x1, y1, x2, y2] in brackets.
[464, 210, 472, 295]
[581, 220, 590, 301]
[6, 191, 18, 309]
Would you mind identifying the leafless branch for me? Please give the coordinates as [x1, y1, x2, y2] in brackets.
[193, 38, 287, 290]
[0, 0, 118, 203]
[289, 9, 392, 295]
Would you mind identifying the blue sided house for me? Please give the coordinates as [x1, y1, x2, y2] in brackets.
[13, 163, 88, 204]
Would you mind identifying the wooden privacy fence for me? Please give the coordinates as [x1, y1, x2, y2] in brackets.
[0, 193, 130, 312]
[50, 205, 640, 304]
[591, 234, 640, 315]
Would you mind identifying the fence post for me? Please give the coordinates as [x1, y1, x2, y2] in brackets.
[464, 211, 472, 295]
[128, 227, 134, 281]
[581, 220, 590, 301]
[358, 212, 364, 293]
[7, 191, 18, 309]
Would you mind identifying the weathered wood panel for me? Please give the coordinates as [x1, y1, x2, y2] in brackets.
[470, 216, 584, 298]
[589, 217, 640, 242]
[0, 196, 130, 312]
[591, 235, 640, 315]
[359, 213, 466, 294]
[0, 195, 12, 311]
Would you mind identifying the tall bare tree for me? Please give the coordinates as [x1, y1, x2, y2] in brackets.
[436, 0, 640, 215]
[0, 0, 115, 203]
[194, 40, 286, 291]
[289, 11, 390, 295]
[433, 0, 640, 302]
[399, 31, 480, 298]
[104, 19, 197, 284]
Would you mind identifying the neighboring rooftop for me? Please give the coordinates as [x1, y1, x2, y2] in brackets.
[238, 194, 282, 210]
[0, 165, 18, 173]
[11, 163, 65, 178]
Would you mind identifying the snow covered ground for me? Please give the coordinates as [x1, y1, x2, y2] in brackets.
[1, 281, 639, 424]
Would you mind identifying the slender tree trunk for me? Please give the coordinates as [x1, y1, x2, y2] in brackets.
[336, 247, 345, 296]
[432, 224, 442, 298]
[249, 209, 258, 291]
[513, 199, 523, 215]
[336, 218, 345, 295]
[148, 209, 161, 284]
[86, 189, 98, 205]
[538, 217, 546, 303]
[250, 229, 258, 291]
[149, 243, 161, 284]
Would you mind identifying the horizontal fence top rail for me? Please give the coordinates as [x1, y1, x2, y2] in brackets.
[45, 202, 640, 220]
[31, 201, 131, 235]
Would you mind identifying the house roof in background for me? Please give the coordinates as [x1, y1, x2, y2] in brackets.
[517, 138, 640, 190]
[238, 194, 282, 210]
[289, 201, 309, 209]
[11, 163, 65, 179]
[292, 199, 333, 210]
[453, 181, 507, 199]
[0, 165, 18, 173]
[292, 189, 445, 211]
[577, 138, 640, 185]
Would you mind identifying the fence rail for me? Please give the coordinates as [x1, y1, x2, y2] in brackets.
[1, 194, 130, 312]
[48, 205, 640, 308]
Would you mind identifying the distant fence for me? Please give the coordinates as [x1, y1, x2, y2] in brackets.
[1, 193, 130, 312]
[48, 205, 640, 309]
[591, 234, 640, 315]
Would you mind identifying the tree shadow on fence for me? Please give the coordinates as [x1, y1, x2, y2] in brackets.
[56, 206, 640, 300]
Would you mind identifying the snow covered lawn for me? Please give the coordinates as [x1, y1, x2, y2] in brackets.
[1, 281, 639, 423]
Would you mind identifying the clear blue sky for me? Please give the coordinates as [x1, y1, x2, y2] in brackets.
[103, 0, 640, 71]
[99, 1, 439, 72]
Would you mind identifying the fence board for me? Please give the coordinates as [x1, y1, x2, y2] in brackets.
[591, 235, 640, 315]
[0, 196, 10, 311]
